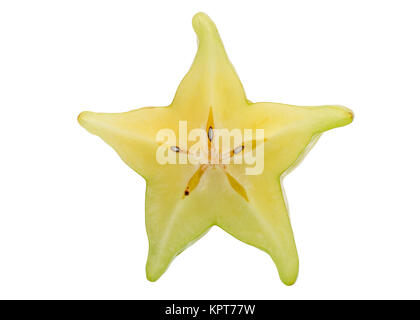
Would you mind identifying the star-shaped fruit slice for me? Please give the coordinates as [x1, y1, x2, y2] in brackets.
[78, 12, 353, 285]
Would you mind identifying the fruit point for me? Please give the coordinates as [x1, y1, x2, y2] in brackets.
[78, 12, 353, 286]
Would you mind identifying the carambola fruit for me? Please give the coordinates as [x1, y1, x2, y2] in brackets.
[78, 12, 353, 285]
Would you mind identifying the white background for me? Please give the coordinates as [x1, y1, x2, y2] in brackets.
[0, 0, 419, 299]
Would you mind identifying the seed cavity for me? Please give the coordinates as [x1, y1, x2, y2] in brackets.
[170, 146, 180, 153]
[224, 171, 249, 202]
[182, 164, 208, 198]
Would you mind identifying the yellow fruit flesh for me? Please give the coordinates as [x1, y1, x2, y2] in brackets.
[78, 12, 353, 285]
